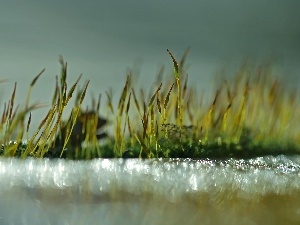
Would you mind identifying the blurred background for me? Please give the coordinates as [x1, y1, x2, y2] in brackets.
[0, 0, 299, 133]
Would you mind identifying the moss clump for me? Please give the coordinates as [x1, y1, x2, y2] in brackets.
[0, 50, 299, 159]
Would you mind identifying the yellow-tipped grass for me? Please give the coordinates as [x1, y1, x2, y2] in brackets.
[109, 50, 300, 158]
[0, 58, 94, 159]
[1, 52, 299, 159]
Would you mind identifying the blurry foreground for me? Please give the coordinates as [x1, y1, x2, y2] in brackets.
[0, 156, 299, 225]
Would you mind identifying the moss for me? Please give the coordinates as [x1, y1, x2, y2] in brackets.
[1, 50, 299, 159]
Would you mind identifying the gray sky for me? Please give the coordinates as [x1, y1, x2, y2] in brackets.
[1, 0, 300, 131]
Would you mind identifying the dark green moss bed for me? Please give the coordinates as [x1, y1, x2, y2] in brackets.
[2, 138, 299, 160]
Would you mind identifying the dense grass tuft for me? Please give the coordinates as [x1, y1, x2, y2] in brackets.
[1, 51, 299, 159]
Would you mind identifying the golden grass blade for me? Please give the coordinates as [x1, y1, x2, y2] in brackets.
[11, 105, 20, 122]
[126, 92, 132, 115]
[162, 83, 174, 124]
[1, 102, 7, 125]
[96, 93, 101, 112]
[5, 100, 10, 122]
[179, 47, 190, 71]
[174, 97, 179, 121]
[90, 94, 96, 111]
[131, 88, 142, 118]
[148, 83, 162, 109]
[4, 104, 40, 142]
[9, 82, 17, 121]
[142, 103, 148, 139]
[79, 81, 90, 104]
[105, 90, 114, 115]
[59, 56, 67, 87]
[156, 93, 161, 114]
[127, 116, 133, 138]
[186, 98, 194, 124]
[38, 106, 56, 131]
[134, 132, 148, 157]
[26, 112, 32, 138]
[222, 103, 232, 132]
[55, 77, 89, 157]
[118, 75, 129, 115]
[167, 49, 179, 78]
[268, 79, 278, 106]
[203, 90, 219, 141]
[51, 75, 59, 106]
[224, 80, 232, 102]
[212, 89, 220, 106]
[164, 83, 174, 110]
[62, 83, 67, 105]
[139, 88, 146, 104]
[127, 116, 135, 147]
[66, 74, 82, 104]
[25, 68, 46, 109]
[30, 68, 45, 87]
[182, 74, 188, 99]
[74, 88, 83, 107]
